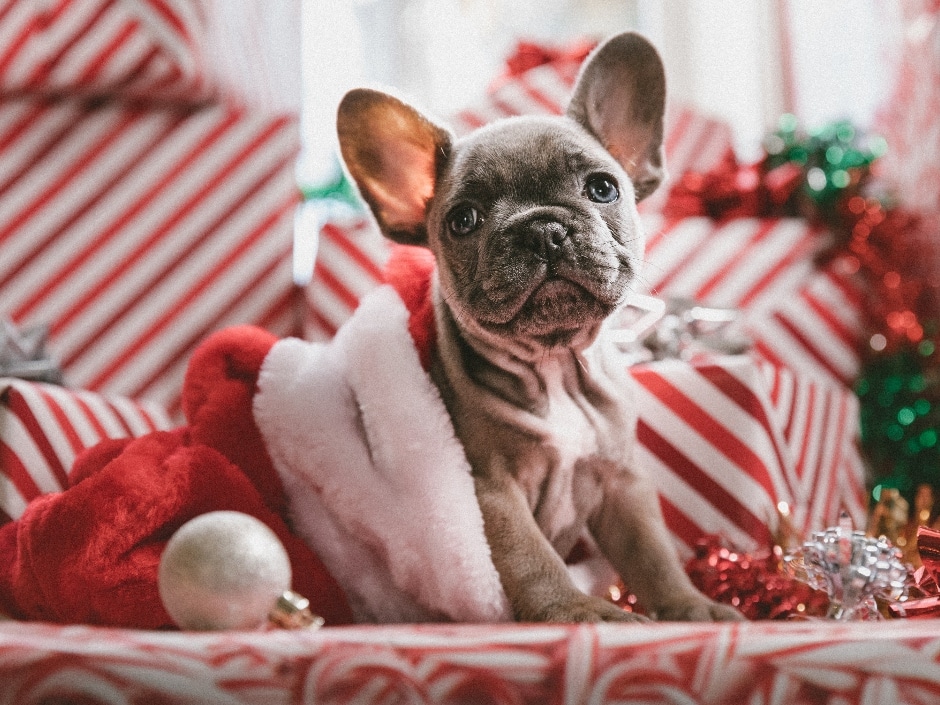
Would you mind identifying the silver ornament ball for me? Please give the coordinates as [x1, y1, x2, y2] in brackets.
[158, 511, 292, 630]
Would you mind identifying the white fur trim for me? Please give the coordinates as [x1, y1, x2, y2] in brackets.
[253, 285, 511, 623]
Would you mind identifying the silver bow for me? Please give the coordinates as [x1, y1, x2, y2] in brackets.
[610, 293, 751, 363]
[0, 319, 63, 384]
[783, 515, 909, 620]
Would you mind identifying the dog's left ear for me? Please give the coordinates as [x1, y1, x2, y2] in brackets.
[567, 32, 666, 202]
[337, 89, 452, 246]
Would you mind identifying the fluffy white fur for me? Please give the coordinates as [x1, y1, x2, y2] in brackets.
[253, 285, 512, 623]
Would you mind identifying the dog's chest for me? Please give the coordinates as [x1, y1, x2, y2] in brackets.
[520, 357, 625, 550]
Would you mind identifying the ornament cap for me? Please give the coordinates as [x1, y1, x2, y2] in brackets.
[269, 590, 325, 630]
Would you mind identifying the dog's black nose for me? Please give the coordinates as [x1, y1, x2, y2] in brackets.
[526, 219, 569, 260]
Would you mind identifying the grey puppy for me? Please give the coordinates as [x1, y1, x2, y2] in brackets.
[337, 32, 742, 623]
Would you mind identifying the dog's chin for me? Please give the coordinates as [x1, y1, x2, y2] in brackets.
[476, 279, 616, 348]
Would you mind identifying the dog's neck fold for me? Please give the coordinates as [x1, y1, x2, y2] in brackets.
[431, 275, 606, 415]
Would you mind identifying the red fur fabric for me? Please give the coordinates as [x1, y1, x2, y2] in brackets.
[383, 243, 437, 371]
[0, 326, 353, 628]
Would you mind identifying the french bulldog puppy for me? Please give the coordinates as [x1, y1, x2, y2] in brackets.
[337, 32, 742, 623]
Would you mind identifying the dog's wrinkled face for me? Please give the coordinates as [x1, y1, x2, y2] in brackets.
[428, 117, 644, 347]
[337, 32, 666, 352]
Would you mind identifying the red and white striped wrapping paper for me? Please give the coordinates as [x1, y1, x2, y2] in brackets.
[3, 620, 940, 704]
[876, 0, 940, 215]
[641, 213, 865, 386]
[302, 219, 389, 341]
[632, 355, 865, 557]
[306, 213, 865, 387]
[0, 377, 173, 525]
[0, 0, 217, 103]
[0, 95, 302, 414]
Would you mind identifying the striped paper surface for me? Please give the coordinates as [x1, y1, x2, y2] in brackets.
[7, 593, 940, 702]
[0, 0, 214, 103]
[642, 213, 865, 386]
[633, 356, 865, 556]
[875, 0, 940, 214]
[0, 95, 302, 413]
[0, 377, 173, 525]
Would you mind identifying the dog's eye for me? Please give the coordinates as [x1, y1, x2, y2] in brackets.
[584, 175, 619, 204]
[447, 206, 481, 236]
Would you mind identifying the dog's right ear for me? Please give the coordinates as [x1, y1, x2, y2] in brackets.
[337, 89, 452, 246]
[567, 33, 666, 202]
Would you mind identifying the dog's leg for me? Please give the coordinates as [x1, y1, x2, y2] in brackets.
[474, 457, 646, 623]
[590, 469, 744, 621]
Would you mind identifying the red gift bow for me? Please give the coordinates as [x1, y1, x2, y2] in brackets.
[489, 39, 598, 93]
[889, 526, 940, 618]
[662, 153, 803, 221]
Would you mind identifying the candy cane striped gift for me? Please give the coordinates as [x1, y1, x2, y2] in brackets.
[632, 354, 865, 556]
[0, 0, 215, 103]
[302, 219, 387, 341]
[875, 0, 940, 214]
[0, 377, 173, 525]
[641, 214, 865, 386]
[7, 600, 940, 702]
[0, 95, 302, 414]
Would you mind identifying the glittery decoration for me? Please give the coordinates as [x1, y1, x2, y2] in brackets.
[685, 536, 829, 620]
[866, 487, 910, 548]
[857, 344, 940, 502]
[608, 535, 830, 621]
[889, 526, 940, 619]
[763, 115, 885, 214]
[611, 294, 750, 363]
[783, 515, 909, 621]
[663, 115, 885, 224]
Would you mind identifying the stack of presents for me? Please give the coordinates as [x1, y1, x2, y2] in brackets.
[2, 1, 940, 703]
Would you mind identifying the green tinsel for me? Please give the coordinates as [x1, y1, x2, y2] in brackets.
[857, 343, 940, 499]
[763, 114, 887, 213]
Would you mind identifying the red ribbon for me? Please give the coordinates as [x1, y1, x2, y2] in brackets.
[662, 153, 803, 221]
[489, 39, 597, 93]
[502, 39, 596, 78]
[889, 526, 940, 618]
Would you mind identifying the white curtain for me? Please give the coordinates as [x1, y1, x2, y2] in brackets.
[298, 0, 903, 181]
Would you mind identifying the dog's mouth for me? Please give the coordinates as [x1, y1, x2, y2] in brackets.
[479, 273, 618, 346]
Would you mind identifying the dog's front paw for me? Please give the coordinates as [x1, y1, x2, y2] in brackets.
[525, 593, 649, 623]
[652, 595, 745, 622]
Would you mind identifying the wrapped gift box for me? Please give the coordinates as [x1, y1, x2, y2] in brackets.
[0, 0, 217, 103]
[875, 0, 940, 215]
[0, 377, 173, 524]
[0, 95, 302, 413]
[303, 220, 388, 341]
[632, 354, 866, 556]
[2, 620, 940, 703]
[641, 214, 866, 387]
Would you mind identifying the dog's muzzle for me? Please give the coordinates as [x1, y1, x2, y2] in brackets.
[524, 218, 569, 262]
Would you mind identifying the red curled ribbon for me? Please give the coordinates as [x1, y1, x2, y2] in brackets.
[662, 154, 803, 221]
[889, 526, 940, 618]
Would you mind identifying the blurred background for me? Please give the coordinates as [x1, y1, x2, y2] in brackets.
[299, 0, 898, 183]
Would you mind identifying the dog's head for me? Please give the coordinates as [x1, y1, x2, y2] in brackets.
[337, 32, 666, 351]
